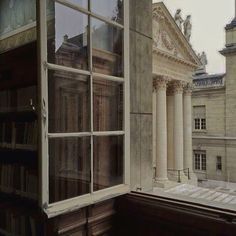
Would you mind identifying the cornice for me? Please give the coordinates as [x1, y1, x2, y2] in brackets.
[153, 47, 199, 69]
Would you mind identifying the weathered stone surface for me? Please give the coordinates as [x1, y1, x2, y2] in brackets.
[129, 0, 153, 38]
[130, 114, 141, 191]
[140, 115, 153, 191]
[129, 0, 153, 191]
[130, 31, 152, 113]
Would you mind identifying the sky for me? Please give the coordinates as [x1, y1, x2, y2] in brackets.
[154, 0, 235, 74]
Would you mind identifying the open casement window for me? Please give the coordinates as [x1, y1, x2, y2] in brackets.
[38, 0, 130, 217]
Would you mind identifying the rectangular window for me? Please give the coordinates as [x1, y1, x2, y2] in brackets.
[194, 151, 206, 171]
[39, 0, 129, 215]
[194, 153, 201, 170]
[216, 156, 222, 171]
[194, 118, 200, 130]
[201, 118, 206, 130]
[193, 106, 206, 130]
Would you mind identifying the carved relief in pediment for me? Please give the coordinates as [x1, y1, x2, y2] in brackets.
[152, 3, 200, 69]
[153, 7, 184, 59]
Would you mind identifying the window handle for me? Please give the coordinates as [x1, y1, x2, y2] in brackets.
[42, 99, 47, 124]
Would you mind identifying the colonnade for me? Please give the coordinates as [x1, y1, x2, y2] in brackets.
[153, 76, 193, 182]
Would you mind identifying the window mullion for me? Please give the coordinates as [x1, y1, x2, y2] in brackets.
[124, 0, 130, 186]
[38, 0, 49, 208]
[88, 9, 94, 194]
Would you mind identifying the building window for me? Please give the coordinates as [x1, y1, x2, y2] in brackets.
[201, 118, 206, 129]
[216, 156, 222, 171]
[194, 118, 200, 129]
[39, 0, 129, 215]
[193, 106, 206, 130]
[194, 152, 206, 171]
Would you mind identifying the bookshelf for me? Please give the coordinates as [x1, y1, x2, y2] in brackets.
[0, 42, 41, 235]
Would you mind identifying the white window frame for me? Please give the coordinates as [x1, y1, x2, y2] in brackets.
[194, 118, 206, 131]
[38, 0, 130, 217]
[194, 152, 206, 172]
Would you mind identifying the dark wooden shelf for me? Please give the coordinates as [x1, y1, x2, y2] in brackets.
[0, 192, 39, 217]
[0, 110, 37, 122]
[0, 148, 37, 166]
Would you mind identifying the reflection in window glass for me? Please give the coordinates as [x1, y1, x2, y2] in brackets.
[91, 0, 123, 23]
[67, 0, 88, 9]
[93, 78, 123, 131]
[93, 136, 123, 191]
[0, 0, 36, 36]
[92, 18, 123, 77]
[49, 137, 91, 203]
[48, 71, 90, 133]
[47, 2, 88, 70]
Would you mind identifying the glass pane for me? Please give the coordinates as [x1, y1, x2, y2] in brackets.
[93, 78, 123, 131]
[67, 0, 88, 9]
[93, 136, 123, 191]
[48, 70, 90, 133]
[49, 137, 91, 203]
[0, 0, 36, 36]
[92, 18, 123, 77]
[91, 0, 123, 24]
[47, 2, 89, 70]
[0, 0, 37, 53]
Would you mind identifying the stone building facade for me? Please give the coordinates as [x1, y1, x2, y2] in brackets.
[152, 2, 200, 186]
[192, 15, 236, 183]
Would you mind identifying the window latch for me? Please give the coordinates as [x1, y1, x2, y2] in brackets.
[42, 99, 47, 124]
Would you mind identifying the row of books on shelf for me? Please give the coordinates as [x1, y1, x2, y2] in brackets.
[0, 209, 41, 236]
[0, 163, 38, 201]
[0, 121, 37, 150]
[0, 86, 37, 113]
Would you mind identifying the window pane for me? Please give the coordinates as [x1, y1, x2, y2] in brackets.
[92, 18, 123, 77]
[47, 2, 89, 70]
[0, 0, 36, 36]
[195, 154, 200, 170]
[67, 0, 88, 9]
[201, 118, 206, 129]
[91, 0, 123, 24]
[93, 136, 123, 191]
[93, 78, 123, 131]
[48, 70, 90, 133]
[49, 137, 91, 203]
[202, 154, 206, 171]
[195, 119, 200, 130]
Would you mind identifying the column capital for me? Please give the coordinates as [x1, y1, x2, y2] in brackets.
[172, 81, 185, 94]
[153, 76, 169, 91]
[184, 83, 193, 95]
[166, 84, 175, 96]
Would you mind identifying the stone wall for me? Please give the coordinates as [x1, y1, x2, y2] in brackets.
[192, 89, 227, 181]
[129, 0, 153, 191]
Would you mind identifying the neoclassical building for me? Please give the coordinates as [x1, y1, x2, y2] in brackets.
[192, 11, 236, 184]
[152, 2, 200, 185]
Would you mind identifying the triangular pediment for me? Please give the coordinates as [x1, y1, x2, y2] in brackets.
[153, 2, 200, 67]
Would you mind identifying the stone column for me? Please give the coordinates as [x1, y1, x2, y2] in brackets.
[167, 87, 174, 170]
[173, 81, 184, 171]
[155, 77, 168, 181]
[183, 84, 193, 172]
